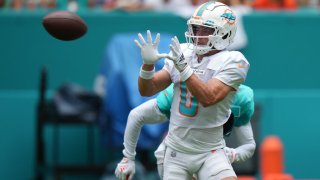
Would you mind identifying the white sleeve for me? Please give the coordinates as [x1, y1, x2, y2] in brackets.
[123, 99, 168, 160]
[215, 54, 250, 90]
[233, 122, 256, 163]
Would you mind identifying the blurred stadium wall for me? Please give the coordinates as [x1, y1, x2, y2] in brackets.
[0, 10, 319, 179]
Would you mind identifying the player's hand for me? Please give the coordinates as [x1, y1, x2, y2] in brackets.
[167, 36, 193, 81]
[224, 147, 237, 163]
[115, 157, 135, 180]
[167, 36, 188, 72]
[134, 30, 169, 65]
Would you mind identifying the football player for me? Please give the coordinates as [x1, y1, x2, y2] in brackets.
[115, 85, 255, 180]
[120, 1, 250, 179]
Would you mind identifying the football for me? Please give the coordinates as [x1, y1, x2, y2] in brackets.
[42, 11, 87, 41]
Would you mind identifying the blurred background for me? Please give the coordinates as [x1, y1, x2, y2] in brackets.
[1, 0, 320, 179]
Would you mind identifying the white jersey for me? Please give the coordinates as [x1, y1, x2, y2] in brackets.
[163, 43, 249, 153]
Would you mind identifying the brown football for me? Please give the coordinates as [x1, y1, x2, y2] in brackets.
[42, 11, 87, 41]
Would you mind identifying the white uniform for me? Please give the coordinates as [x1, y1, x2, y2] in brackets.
[162, 44, 249, 179]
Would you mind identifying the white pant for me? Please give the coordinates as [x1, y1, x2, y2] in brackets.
[155, 142, 236, 180]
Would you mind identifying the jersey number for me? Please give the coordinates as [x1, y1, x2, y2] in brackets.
[179, 82, 199, 117]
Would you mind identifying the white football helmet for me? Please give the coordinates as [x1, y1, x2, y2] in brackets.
[185, 1, 237, 55]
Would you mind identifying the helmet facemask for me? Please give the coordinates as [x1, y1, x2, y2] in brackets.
[185, 24, 226, 55]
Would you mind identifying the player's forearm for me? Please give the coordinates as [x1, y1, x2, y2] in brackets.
[138, 64, 157, 96]
[139, 65, 172, 96]
[123, 99, 168, 160]
[233, 123, 256, 163]
[123, 109, 144, 160]
[185, 75, 224, 107]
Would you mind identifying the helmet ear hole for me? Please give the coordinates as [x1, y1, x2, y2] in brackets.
[222, 33, 229, 40]
[222, 31, 233, 40]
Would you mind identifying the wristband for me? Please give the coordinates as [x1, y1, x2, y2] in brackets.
[139, 66, 155, 79]
[180, 65, 193, 81]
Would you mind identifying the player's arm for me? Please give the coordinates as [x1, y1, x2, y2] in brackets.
[115, 99, 168, 180]
[138, 67, 172, 96]
[123, 99, 168, 159]
[186, 76, 234, 107]
[225, 122, 256, 163]
[232, 122, 256, 162]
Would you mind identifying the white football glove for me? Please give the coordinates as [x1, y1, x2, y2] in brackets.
[224, 147, 237, 163]
[134, 30, 169, 65]
[167, 36, 193, 81]
[115, 157, 135, 180]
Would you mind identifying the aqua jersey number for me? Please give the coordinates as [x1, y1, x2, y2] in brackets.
[179, 82, 199, 117]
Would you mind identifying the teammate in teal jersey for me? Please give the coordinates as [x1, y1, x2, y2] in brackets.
[115, 84, 256, 180]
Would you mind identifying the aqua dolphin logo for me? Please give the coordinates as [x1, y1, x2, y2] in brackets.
[221, 10, 236, 24]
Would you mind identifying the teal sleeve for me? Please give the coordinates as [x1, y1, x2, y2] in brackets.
[232, 85, 255, 127]
[156, 84, 174, 119]
[234, 98, 254, 127]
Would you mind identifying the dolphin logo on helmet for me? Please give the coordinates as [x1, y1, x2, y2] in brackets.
[221, 9, 236, 24]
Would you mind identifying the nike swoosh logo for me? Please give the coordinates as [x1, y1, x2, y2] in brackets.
[238, 64, 247, 68]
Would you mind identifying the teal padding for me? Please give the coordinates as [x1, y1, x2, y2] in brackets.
[232, 85, 255, 127]
[156, 84, 174, 119]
